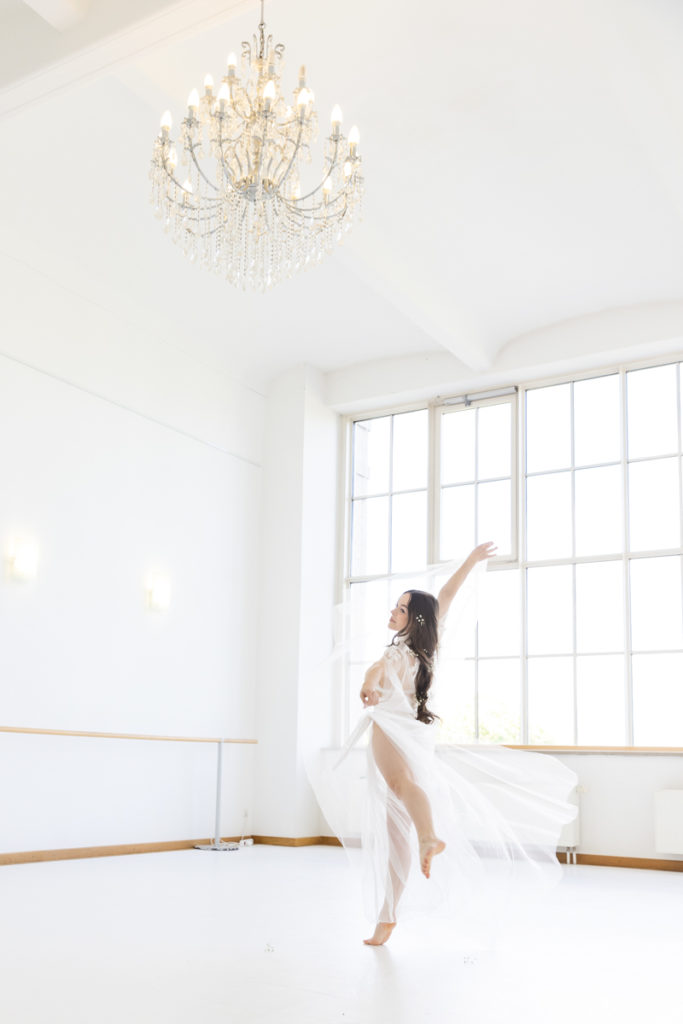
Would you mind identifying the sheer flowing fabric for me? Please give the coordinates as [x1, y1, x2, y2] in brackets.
[308, 561, 578, 931]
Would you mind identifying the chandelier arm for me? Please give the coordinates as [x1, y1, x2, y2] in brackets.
[274, 125, 304, 188]
[215, 117, 242, 188]
[282, 191, 349, 219]
[186, 139, 221, 193]
[290, 137, 343, 203]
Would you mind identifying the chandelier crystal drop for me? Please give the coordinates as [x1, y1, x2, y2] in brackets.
[149, 1, 363, 291]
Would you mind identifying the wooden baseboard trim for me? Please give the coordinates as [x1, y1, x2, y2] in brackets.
[565, 853, 683, 871]
[251, 835, 342, 847]
[0, 837, 242, 866]
[3, 838, 680, 871]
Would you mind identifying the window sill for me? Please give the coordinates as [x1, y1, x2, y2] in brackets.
[504, 745, 683, 755]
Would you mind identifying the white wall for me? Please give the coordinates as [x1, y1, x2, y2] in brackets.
[0, 258, 264, 853]
[556, 753, 683, 861]
[254, 365, 338, 839]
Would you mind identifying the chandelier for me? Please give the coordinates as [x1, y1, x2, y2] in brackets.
[149, 1, 363, 291]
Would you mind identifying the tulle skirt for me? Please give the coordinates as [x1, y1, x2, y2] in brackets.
[309, 685, 578, 932]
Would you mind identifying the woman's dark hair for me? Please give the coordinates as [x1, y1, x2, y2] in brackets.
[392, 589, 439, 724]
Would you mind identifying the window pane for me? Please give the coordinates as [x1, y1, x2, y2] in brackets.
[392, 410, 428, 491]
[348, 579, 392, 661]
[575, 561, 624, 653]
[391, 491, 428, 573]
[478, 569, 521, 657]
[574, 374, 621, 467]
[478, 660, 521, 743]
[441, 409, 475, 485]
[435, 660, 475, 743]
[633, 653, 683, 746]
[478, 402, 511, 479]
[353, 417, 390, 497]
[526, 472, 572, 561]
[575, 465, 623, 556]
[627, 364, 679, 459]
[351, 497, 388, 576]
[440, 485, 475, 560]
[630, 556, 683, 651]
[478, 479, 511, 556]
[526, 384, 571, 473]
[628, 458, 681, 552]
[527, 565, 573, 655]
[576, 655, 626, 745]
[528, 656, 574, 744]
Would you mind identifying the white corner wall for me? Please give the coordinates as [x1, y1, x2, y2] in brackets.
[254, 365, 339, 839]
[0, 258, 265, 854]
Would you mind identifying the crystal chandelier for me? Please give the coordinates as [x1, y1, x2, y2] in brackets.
[149, 1, 363, 291]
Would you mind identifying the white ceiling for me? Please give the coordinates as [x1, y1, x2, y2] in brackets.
[1, 0, 683, 392]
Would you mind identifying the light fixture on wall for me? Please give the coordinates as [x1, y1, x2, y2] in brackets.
[149, 0, 363, 291]
[146, 575, 172, 612]
[7, 537, 39, 581]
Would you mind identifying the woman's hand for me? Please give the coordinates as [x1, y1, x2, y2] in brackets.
[468, 541, 497, 565]
[360, 687, 380, 707]
[437, 542, 497, 619]
[360, 661, 383, 707]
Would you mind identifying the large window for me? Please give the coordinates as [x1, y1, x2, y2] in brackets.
[344, 360, 683, 747]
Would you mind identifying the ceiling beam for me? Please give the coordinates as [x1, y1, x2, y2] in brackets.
[0, 0, 249, 119]
[339, 240, 493, 373]
[21, 0, 89, 31]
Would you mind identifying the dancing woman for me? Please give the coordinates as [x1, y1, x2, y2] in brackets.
[359, 542, 495, 945]
[309, 544, 577, 947]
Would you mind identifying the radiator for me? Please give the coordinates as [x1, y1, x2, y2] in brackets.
[557, 787, 580, 862]
[654, 790, 683, 855]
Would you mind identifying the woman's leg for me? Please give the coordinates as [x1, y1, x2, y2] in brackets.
[372, 724, 446, 877]
[364, 725, 446, 944]
[364, 805, 410, 946]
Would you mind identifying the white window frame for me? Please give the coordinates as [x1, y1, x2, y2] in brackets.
[340, 355, 683, 751]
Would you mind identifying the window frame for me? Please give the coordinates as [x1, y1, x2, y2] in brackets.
[340, 354, 683, 752]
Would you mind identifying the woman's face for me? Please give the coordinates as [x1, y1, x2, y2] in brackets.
[388, 592, 410, 632]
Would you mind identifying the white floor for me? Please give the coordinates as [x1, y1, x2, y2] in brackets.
[0, 846, 681, 1024]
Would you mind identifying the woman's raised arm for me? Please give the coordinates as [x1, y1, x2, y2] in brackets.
[436, 542, 497, 620]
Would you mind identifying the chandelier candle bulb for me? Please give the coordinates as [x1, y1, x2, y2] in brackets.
[149, 0, 363, 289]
[263, 79, 276, 111]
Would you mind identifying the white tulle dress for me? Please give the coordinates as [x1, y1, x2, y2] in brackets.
[311, 627, 578, 931]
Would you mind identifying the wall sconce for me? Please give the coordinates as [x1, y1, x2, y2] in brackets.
[7, 537, 39, 580]
[146, 575, 172, 611]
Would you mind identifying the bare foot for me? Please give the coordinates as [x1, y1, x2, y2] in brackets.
[420, 836, 446, 879]
[363, 922, 396, 946]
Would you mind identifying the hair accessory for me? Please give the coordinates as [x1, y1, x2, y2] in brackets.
[415, 613, 425, 627]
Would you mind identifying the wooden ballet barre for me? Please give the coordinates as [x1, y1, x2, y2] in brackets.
[1, 725, 257, 856]
[0, 726, 257, 744]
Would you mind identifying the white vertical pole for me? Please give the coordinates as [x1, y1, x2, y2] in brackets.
[213, 739, 223, 844]
[195, 739, 240, 851]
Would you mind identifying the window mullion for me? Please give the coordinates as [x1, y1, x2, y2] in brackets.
[622, 368, 635, 747]
[520, 387, 529, 744]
